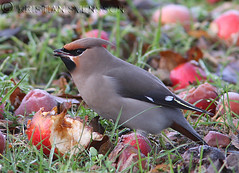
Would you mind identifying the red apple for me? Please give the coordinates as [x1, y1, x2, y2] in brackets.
[0, 130, 6, 154]
[0, 98, 4, 119]
[15, 89, 57, 116]
[26, 107, 103, 156]
[120, 132, 151, 156]
[178, 83, 218, 115]
[152, 4, 193, 30]
[26, 108, 52, 155]
[84, 29, 108, 40]
[209, 10, 239, 46]
[216, 92, 239, 116]
[207, 0, 221, 4]
[109, 143, 148, 172]
[81, 29, 109, 48]
[170, 61, 207, 90]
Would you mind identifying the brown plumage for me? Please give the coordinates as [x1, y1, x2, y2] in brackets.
[54, 38, 211, 145]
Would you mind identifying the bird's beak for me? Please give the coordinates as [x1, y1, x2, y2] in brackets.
[54, 48, 76, 72]
[53, 49, 70, 58]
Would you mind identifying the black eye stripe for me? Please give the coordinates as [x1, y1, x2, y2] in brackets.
[62, 48, 86, 56]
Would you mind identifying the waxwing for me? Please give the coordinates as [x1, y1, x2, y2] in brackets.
[54, 38, 212, 145]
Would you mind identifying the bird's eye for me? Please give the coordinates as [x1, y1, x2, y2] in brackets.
[71, 48, 86, 56]
[76, 49, 84, 55]
[62, 48, 86, 56]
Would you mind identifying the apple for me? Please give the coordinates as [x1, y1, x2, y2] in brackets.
[83, 29, 109, 40]
[209, 10, 239, 46]
[207, 0, 221, 4]
[109, 143, 148, 172]
[26, 107, 103, 156]
[117, 145, 147, 171]
[15, 89, 57, 116]
[0, 130, 5, 155]
[204, 131, 230, 147]
[152, 4, 193, 30]
[81, 29, 109, 48]
[0, 98, 4, 119]
[120, 132, 151, 156]
[170, 61, 207, 90]
[26, 108, 53, 155]
[178, 83, 218, 115]
[216, 92, 239, 116]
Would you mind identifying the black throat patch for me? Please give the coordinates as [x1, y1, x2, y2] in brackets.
[60, 57, 76, 72]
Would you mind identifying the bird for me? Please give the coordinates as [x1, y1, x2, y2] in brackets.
[54, 37, 212, 145]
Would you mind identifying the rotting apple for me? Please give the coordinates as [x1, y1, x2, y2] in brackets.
[0, 130, 6, 155]
[170, 61, 207, 90]
[26, 107, 103, 156]
[15, 89, 57, 116]
[178, 83, 218, 115]
[204, 131, 230, 147]
[209, 10, 239, 46]
[216, 92, 239, 116]
[26, 107, 53, 155]
[120, 132, 152, 156]
[152, 4, 193, 30]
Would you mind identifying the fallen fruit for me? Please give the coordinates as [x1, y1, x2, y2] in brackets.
[209, 10, 239, 46]
[0, 130, 6, 154]
[207, 0, 221, 4]
[84, 29, 109, 40]
[120, 132, 152, 156]
[170, 61, 207, 90]
[15, 89, 57, 116]
[26, 108, 53, 155]
[152, 4, 193, 30]
[216, 92, 239, 116]
[0, 98, 4, 119]
[204, 131, 230, 147]
[109, 143, 148, 172]
[82, 29, 109, 48]
[26, 107, 103, 156]
[178, 83, 218, 114]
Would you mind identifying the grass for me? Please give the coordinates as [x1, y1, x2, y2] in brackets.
[1, 0, 239, 172]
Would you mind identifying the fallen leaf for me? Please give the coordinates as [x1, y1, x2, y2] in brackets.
[90, 135, 113, 155]
[151, 164, 169, 172]
[186, 47, 203, 62]
[90, 116, 105, 134]
[9, 79, 26, 110]
[52, 76, 68, 94]
[188, 30, 210, 39]
[159, 50, 186, 71]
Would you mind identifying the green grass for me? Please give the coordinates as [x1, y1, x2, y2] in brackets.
[1, 0, 239, 172]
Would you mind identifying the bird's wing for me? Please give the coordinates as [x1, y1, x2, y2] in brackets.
[105, 64, 213, 115]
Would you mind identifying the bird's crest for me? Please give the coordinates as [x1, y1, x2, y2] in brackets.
[63, 38, 115, 50]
